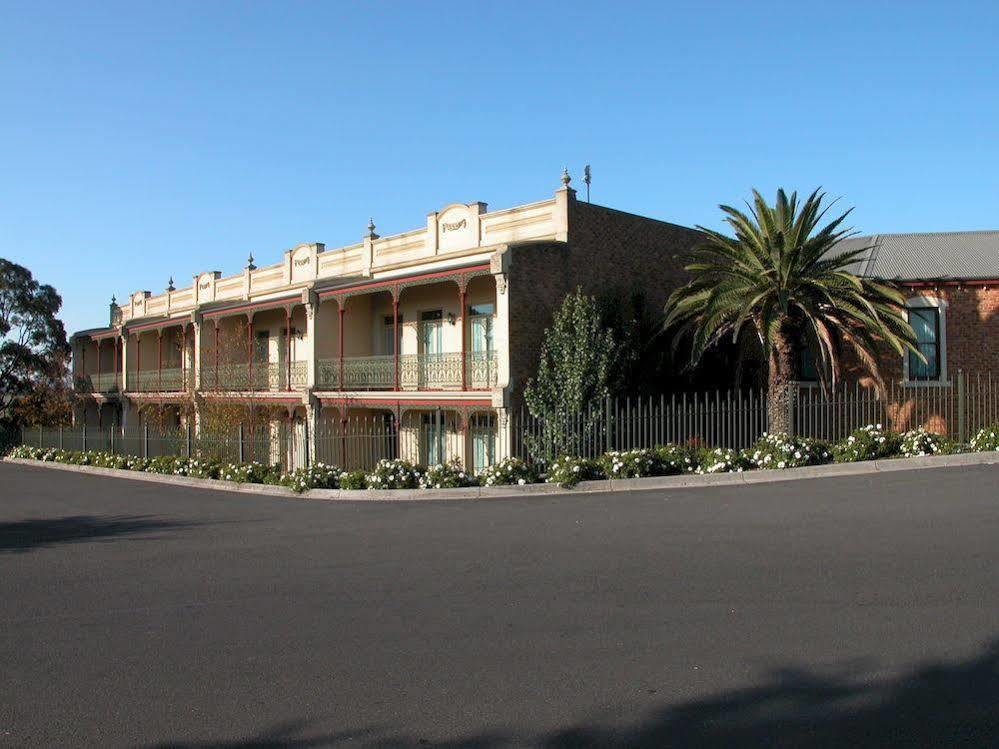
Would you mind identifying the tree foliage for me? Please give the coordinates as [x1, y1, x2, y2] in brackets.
[0, 259, 71, 423]
[663, 188, 918, 433]
[524, 287, 617, 460]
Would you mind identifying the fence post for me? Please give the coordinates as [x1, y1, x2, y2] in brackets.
[37, 424, 42, 448]
[238, 424, 245, 463]
[604, 396, 612, 453]
[142, 424, 149, 458]
[59, 426, 64, 450]
[186, 424, 193, 459]
[110, 423, 115, 454]
[82, 424, 87, 453]
[957, 369, 967, 444]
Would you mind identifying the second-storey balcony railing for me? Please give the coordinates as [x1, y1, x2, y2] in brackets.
[75, 372, 120, 394]
[129, 368, 189, 392]
[199, 361, 308, 392]
[316, 351, 497, 391]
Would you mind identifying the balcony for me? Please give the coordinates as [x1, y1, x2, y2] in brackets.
[316, 351, 497, 391]
[199, 361, 308, 392]
[75, 373, 120, 394]
[129, 368, 189, 393]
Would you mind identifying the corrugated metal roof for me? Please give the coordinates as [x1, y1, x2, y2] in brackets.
[830, 230, 999, 281]
[836, 230, 999, 281]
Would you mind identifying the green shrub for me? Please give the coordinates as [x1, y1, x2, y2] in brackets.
[279, 463, 340, 492]
[420, 460, 478, 489]
[478, 457, 538, 487]
[697, 447, 751, 474]
[654, 444, 699, 475]
[970, 425, 999, 452]
[598, 448, 660, 479]
[545, 456, 604, 487]
[338, 470, 368, 490]
[185, 458, 223, 479]
[366, 459, 422, 489]
[833, 424, 901, 462]
[222, 461, 281, 484]
[899, 428, 954, 457]
[744, 433, 831, 470]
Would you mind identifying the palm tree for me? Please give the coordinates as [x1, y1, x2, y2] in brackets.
[664, 188, 918, 434]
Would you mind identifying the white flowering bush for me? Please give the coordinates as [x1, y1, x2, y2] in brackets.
[598, 448, 660, 479]
[833, 424, 902, 462]
[899, 428, 953, 457]
[655, 444, 700, 474]
[970, 425, 999, 452]
[697, 447, 751, 474]
[366, 458, 422, 489]
[420, 460, 478, 489]
[545, 456, 604, 487]
[478, 457, 538, 487]
[338, 470, 367, 490]
[279, 462, 339, 492]
[744, 433, 831, 470]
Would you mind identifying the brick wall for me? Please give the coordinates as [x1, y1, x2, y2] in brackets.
[505, 195, 703, 410]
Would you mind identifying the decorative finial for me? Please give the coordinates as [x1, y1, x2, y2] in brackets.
[246, 253, 256, 271]
[561, 167, 571, 188]
[583, 164, 591, 202]
[166, 276, 175, 292]
[367, 217, 376, 236]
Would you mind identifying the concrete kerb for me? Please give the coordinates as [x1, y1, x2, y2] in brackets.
[5, 451, 999, 502]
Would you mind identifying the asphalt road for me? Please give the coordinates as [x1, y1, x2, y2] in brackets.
[1, 462, 998, 748]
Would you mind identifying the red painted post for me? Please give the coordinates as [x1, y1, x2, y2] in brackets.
[459, 287, 467, 391]
[338, 303, 345, 391]
[393, 295, 400, 391]
[286, 307, 292, 390]
[247, 315, 254, 392]
[214, 321, 220, 389]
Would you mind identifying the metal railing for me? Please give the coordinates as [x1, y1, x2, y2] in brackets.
[129, 368, 188, 392]
[316, 351, 498, 391]
[75, 373, 120, 393]
[198, 361, 308, 391]
[20, 371, 999, 473]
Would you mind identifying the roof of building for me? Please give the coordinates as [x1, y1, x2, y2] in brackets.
[832, 230, 999, 281]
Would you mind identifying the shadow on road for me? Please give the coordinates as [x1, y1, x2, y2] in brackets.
[0, 514, 193, 554]
[150, 639, 999, 748]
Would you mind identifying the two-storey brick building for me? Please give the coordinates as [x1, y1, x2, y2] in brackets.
[70, 173, 702, 469]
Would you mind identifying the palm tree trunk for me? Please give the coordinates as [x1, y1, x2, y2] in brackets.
[767, 326, 796, 434]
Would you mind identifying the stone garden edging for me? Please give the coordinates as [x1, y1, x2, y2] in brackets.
[6, 450, 999, 502]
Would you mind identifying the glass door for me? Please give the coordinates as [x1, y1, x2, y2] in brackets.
[469, 303, 494, 388]
[419, 310, 443, 388]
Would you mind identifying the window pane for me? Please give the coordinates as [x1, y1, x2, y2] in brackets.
[909, 343, 939, 380]
[908, 308, 937, 344]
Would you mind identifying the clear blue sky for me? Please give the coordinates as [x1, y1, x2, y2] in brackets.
[3, 1, 998, 335]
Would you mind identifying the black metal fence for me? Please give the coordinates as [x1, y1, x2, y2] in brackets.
[13, 372, 999, 472]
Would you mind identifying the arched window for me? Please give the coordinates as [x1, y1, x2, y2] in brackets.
[904, 296, 947, 383]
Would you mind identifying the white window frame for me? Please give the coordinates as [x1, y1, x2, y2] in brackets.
[903, 295, 948, 386]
